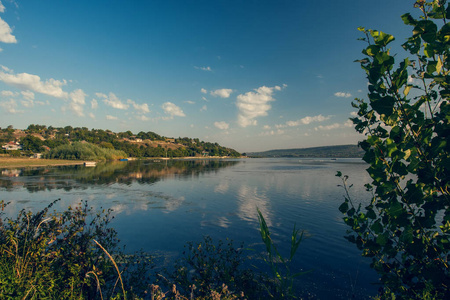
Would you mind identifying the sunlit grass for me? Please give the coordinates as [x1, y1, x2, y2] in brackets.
[0, 157, 82, 168]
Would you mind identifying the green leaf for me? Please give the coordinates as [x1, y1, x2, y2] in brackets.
[439, 23, 450, 43]
[376, 233, 388, 246]
[401, 13, 417, 26]
[413, 20, 438, 43]
[371, 96, 396, 116]
[399, 227, 414, 244]
[436, 55, 443, 74]
[388, 201, 403, 218]
[370, 30, 395, 47]
[339, 201, 349, 214]
[403, 85, 412, 96]
[371, 220, 383, 234]
[385, 138, 397, 157]
[366, 207, 377, 219]
[364, 45, 380, 56]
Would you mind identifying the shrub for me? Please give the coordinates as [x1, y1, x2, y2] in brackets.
[0, 199, 153, 299]
[339, 1, 450, 298]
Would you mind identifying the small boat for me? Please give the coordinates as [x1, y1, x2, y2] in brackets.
[84, 161, 97, 167]
[119, 158, 128, 161]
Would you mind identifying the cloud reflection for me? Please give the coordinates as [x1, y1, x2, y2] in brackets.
[236, 184, 272, 227]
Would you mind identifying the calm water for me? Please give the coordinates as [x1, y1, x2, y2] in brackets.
[0, 158, 379, 299]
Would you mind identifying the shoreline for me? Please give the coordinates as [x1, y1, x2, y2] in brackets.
[0, 157, 84, 169]
[0, 156, 243, 169]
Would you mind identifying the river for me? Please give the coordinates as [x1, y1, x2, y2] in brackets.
[0, 158, 379, 299]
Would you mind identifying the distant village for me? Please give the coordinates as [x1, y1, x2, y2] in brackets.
[0, 125, 241, 158]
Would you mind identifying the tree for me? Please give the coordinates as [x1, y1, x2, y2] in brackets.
[338, 1, 450, 298]
[21, 135, 43, 153]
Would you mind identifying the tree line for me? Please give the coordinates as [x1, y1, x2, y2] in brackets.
[0, 125, 241, 158]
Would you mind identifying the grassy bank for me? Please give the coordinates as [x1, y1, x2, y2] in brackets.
[0, 157, 83, 168]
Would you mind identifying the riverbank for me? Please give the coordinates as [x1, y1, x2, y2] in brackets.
[0, 156, 243, 169]
[0, 157, 83, 168]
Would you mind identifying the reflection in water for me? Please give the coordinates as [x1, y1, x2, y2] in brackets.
[0, 158, 378, 299]
[0, 159, 240, 192]
[237, 184, 272, 227]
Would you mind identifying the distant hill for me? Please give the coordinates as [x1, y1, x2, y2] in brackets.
[247, 144, 364, 158]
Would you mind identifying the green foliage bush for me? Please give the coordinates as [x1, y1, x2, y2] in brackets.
[0, 200, 153, 299]
[44, 142, 127, 161]
[339, 1, 450, 298]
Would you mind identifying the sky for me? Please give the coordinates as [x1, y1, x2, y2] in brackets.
[0, 1, 416, 152]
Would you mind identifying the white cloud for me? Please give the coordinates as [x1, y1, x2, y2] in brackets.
[1, 65, 11, 72]
[314, 120, 353, 131]
[195, 66, 211, 71]
[136, 115, 149, 121]
[315, 123, 341, 130]
[127, 99, 150, 113]
[162, 102, 185, 118]
[102, 92, 129, 110]
[35, 100, 47, 106]
[0, 17, 16, 44]
[91, 99, 98, 109]
[201, 88, 207, 94]
[89, 112, 95, 119]
[21, 99, 33, 108]
[210, 88, 233, 98]
[0, 2, 5, 13]
[334, 92, 352, 98]
[0, 98, 22, 113]
[263, 125, 271, 130]
[200, 105, 207, 112]
[68, 89, 86, 117]
[236, 85, 284, 127]
[106, 115, 118, 120]
[284, 114, 331, 127]
[1, 90, 17, 97]
[95, 92, 107, 99]
[185, 100, 195, 104]
[350, 111, 358, 117]
[21, 90, 34, 100]
[0, 70, 68, 98]
[259, 129, 284, 136]
[214, 121, 229, 130]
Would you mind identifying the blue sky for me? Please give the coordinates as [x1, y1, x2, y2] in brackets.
[0, 1, 414, 152]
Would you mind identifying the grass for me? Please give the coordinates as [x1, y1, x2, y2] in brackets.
[0, 157, 83, 168]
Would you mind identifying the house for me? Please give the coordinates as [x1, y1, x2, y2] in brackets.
[2, 142, 22, 151]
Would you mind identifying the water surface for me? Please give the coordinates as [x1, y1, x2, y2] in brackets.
[0, 158, 379, 299]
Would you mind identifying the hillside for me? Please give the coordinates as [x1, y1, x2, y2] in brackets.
[0, 125, 241, 158]
[248, 144, 364, 158]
